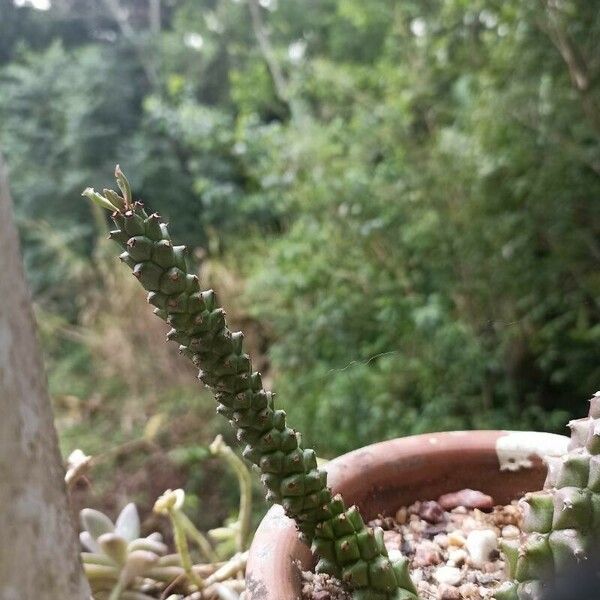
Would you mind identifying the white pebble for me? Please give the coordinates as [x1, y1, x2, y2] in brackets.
[465, 529, 498, 567]
[433, 566, 463, 586]
[447, 548, 468, 567]
[501, 524, 520, 539]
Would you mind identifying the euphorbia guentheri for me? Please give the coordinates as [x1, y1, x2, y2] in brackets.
[83, 168, 418, 600]
[495, 395, 600, 600]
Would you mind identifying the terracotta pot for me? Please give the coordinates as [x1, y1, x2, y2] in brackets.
[245, 430, 569, 600]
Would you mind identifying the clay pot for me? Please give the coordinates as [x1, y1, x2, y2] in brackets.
[245, 430, 568, 600]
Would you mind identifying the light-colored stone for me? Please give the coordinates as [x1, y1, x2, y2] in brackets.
[447, 531, 466, 547]
[433, 566, 463, 587]
[395, 506, 408, 525]
[447, 548, 468, 567]
[501, 524, 520, 539]
[438, 489, 494, 512]
[414, 540, 442, 566]
[411, 568, 424, 583]
[438, 583, 461, 599]
[466, 529, 498, 567]
[458, 582, 479, 598]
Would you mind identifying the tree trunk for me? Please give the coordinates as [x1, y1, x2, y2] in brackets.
[0, 156, 90, 599]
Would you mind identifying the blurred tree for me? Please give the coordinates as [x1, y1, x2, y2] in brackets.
[0, 0, 598, 455]
[0, 152, 89, 599]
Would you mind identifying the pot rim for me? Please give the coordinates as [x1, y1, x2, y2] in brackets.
[246, 429, 568, 600]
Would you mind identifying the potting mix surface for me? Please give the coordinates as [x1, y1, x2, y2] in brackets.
[301, 489, 522, 600]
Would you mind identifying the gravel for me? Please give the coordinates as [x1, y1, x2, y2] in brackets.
[301, 491, 523, 600]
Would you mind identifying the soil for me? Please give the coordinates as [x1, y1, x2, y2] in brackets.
[301, 490, 523, 600]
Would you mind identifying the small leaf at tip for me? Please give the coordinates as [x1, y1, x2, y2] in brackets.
[115, 164, 132, 208]
[82, 187, 119, 212]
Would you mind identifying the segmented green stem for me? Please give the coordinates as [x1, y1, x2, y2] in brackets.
[83, 173, 417, 600]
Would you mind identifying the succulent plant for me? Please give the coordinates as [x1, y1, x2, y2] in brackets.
[83, 169, 418, 600]
[495, 394, 600, 600]
[80, 502, 172, 600]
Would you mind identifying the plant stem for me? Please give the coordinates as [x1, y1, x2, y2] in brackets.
[170, 510, 205, 590]
[209, 435, 253, 552]
[204, 552, 248, 587]
[108, 579, 125, 600]
[178, 511, 220, 563]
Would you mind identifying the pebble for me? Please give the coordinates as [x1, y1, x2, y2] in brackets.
[395, 506, 408, 525]
[438, 489, 494, 511]
[374, 515, 396, 530]
[459, 582, 479, 597]
[482, 561, 499, 574]
[476, 572, 498, 585]
[419, 501, 446, 524]
[414, 540, 442, 567]
[433, 566, 463, 586]
[447, 531, 466, 547]
[383, 530, 402, 550]
[438, 583, 461, 600]
[491, 503, 521, 527]
[462, 516, 479, 532]
[409, 517, 426, 535]
[501, 524, 520, 539]
[425, 522, 449, 536]
[466, 529, 498, 567]
[447, 548, 468, 567]
[411, 568, 424, 583]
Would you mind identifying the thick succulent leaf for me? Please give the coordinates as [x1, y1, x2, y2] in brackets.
[145, 565, 186, 582]
[80, 530, 101, 553]
[81, 508, 115, 540]
[81, 552, 115, 566]
[157, 553, 182, 567]
[121, 592, 159, 600]
[115, 502, 141, 541]
[120, 550, 159, 587]
[213, 583, 240, 600]
[98, 532, 128, 565]
[82, 562, 119, 581]
[127, 536, 168, 555]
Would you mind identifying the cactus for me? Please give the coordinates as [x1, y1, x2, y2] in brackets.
[495, 393, 600, 600]
[83, 168, 418, 600]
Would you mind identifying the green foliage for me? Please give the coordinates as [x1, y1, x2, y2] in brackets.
[2, 0, 599, 489]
